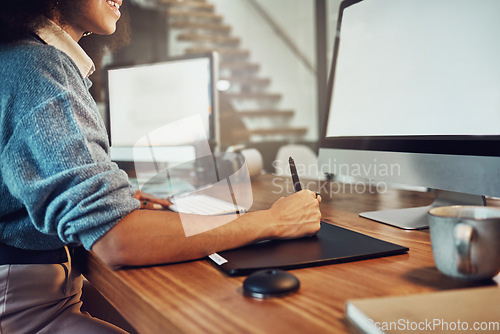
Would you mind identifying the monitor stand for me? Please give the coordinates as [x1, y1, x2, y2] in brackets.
[360, 189, 486, 230]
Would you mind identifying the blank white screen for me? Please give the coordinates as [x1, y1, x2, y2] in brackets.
[108, 58, 212, 147]
[326, 0, 500, 137]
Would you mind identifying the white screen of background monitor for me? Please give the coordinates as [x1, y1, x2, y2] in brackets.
[108, 57, 212, 147]
[326, 0, 500, 138]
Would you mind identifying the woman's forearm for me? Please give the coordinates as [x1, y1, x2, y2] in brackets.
[92, 190, 321, 268]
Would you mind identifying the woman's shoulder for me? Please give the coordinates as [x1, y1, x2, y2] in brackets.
[1, 37, 81, 81]
[0, 37, 92, 121]
[1, 37, 87, 100]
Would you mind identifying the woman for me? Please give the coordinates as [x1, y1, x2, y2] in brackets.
[0, 0, 322, 332]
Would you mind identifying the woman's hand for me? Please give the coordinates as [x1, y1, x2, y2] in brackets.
[267, 189, 322, 239]
[133, 190, 172, 210]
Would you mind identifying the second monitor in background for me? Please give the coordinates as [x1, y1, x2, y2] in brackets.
[106, 52, 219, 168]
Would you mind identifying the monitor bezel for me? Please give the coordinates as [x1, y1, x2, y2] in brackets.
[320, 0, 500, 157]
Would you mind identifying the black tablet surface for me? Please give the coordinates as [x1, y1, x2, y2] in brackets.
[208, 222, 409, 276]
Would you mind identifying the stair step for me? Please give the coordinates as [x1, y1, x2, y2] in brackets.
[220, 62, 259, 73]
[167, 9, 223, 23]
[185, 47, 250, 60]
[159, 0, 214, 12]
[223, 92, 282, 100]
[169, 22, 231, 34]
[221, 109, 295, 118]
[177, 33, 240, 46]
[219, 76, 270, 87]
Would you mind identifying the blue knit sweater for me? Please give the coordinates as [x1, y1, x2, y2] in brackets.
[0, 37, 140, 250]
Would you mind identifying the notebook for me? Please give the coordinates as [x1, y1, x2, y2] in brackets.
[208, 222, 408, 276]
[346, 286, 500, 334]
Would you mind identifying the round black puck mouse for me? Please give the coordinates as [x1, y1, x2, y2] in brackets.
[243, 269, 300, 299]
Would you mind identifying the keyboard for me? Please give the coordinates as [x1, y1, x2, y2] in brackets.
[169, 194, 247, 215]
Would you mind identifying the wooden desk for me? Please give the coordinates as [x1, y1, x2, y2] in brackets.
[80, 175, 500, 333]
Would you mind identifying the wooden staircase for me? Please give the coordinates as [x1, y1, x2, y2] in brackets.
[159, 0, 308, 146]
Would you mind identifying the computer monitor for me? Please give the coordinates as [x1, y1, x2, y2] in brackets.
[318, 0, 500, 229]
[106, 52, 219, 167]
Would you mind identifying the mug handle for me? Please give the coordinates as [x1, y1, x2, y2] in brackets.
[453, 223, 476, 274]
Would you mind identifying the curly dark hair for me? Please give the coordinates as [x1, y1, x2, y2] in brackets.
[0, 0, 59, 43]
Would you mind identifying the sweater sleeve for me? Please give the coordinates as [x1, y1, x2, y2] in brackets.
[1, 88, 140, 250]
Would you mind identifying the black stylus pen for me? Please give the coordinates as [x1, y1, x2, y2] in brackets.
[288, 157, 302, 192]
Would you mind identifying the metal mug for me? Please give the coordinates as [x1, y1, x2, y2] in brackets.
[428, 205, 500, 281]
